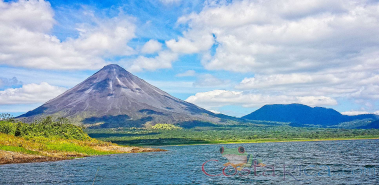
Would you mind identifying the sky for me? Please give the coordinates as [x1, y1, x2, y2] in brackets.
[1, 0, 379, 117]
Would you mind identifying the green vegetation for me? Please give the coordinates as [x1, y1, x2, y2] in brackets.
[0, 145, 40, 155]
[2, 112, 378, 159]
[0, 132, 119, 158]
[152, 123, 182, 130]
[86, 124, 379, 146]
[0, 114, 147, 163]
[0, 116, 89, 140]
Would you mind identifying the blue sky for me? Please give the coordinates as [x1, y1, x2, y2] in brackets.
[1, 0, 379, 117]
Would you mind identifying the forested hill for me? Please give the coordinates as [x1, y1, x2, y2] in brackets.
[242, 104, 378, 127]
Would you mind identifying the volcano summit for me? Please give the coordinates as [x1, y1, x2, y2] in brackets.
[18, 64, 224, 128]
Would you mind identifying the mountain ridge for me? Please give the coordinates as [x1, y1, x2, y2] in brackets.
[242, 103, 379, 127]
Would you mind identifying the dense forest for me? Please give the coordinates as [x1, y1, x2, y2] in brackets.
[86, 123, 379, 146]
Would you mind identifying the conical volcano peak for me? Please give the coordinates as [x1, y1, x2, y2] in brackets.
[91, 64, 138, 85]
[18, 64, 222, 128]
[102, 64, 124, 70]
[99, 64, 131, 76]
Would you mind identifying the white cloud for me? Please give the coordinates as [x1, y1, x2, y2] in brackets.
[193, 74, 229, 87]
[174, 0, 379, 74]
[141, 39, 162, 54]
[69, 16, 135, 57]
[297, 96, 337, 107]
[341, 111, 369, 116]
[236, 72, 379, 102]
[166, 34, 214, 54]
[0, 0, 136, 70]
[341, 110, 379, 115]
[209, 109, 221, 114]
[145, 79, 224, 94]
[237, 74, 314, 89]
[127, 50, 178, 72]
[0, 82, 66, 105]
[172, 0, 379, 75]
[186, 90, 337, 110]
[176, 70, 196, 77]
[172, 0, 379, 112]
[0, 0, 54, 32]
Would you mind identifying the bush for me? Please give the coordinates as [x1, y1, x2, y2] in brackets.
[0, 116, 90, 140]
[0, 121, 17, 135]
[151, 123, 182, 130]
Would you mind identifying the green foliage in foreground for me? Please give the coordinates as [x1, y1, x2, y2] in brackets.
[0, 114, 134, 160]
[0, 132, 119, 158]
[152, 123, 182, 130]
[0, 116, 90, 140]
[0, 145, 40, 155]
[86, 124, 379, 146]
[44, 142, 115, 155]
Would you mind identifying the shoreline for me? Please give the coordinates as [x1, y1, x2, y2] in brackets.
[0, 150, 68, 165]
[0, 132, 166, 165]
[145, 137, 379, 147]
[2, 137, 378, 165]
[0, 146, 165, 165]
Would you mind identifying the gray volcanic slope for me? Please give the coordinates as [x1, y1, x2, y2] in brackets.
[18, 64, 223, 128]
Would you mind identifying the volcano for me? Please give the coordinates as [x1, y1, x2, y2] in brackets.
[18, 64, 224, 128]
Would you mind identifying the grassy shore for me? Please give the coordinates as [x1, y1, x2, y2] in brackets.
[0, 133, 165, 165]
[0, 116, 165, 165]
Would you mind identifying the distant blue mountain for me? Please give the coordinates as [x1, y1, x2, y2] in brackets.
[242, 104, 379, 127]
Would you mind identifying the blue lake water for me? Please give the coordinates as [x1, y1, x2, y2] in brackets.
[1, 139, 379, 184]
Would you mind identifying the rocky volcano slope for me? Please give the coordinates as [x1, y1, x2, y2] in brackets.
[18, 64, 227, 128]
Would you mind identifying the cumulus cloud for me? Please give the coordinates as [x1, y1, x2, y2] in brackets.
[166, 33, 214, 54]
[0, 0, 54, 32]
[0, 82, 66, 104]
[141, 39, 162, 54]
[176, 70, 197, 77]
[186, 90, 337, 110]
[0, 0, 136, 70]
[169, 0, 379, 110]
[236, 72, 379, 103]
[237, 74, 314, 89]
[128, 50, 178, 72]
[174, 0, 379, 74]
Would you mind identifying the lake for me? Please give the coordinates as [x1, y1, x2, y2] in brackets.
[1, 139, 379, 184]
